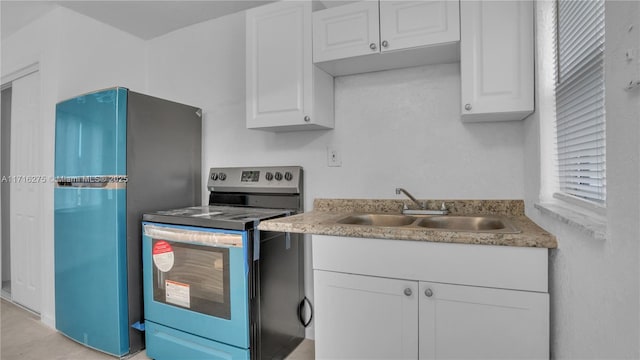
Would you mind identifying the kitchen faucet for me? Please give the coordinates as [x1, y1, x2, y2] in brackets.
[395, 187, 449, 215]
[395, 188, 426, 209]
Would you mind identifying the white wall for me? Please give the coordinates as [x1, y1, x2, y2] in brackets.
[1, 6, 146, 327]
[147, 9, 526, 339]
[146, 11, 525, 207]
[524, 1, 640, 358]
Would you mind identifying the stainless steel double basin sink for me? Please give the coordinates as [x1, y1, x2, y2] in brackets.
[334, 214, 520, 233]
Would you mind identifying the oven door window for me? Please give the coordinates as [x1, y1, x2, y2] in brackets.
[151, 239, 231, 319]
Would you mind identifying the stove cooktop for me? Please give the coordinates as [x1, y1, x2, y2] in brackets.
[142, 205, 291, 231]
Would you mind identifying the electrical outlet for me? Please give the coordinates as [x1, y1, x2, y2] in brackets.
[327, 146, 342, 167]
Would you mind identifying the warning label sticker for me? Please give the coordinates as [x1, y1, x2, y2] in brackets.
[152, 240, 174, 272]
[165, 280, 190, 308]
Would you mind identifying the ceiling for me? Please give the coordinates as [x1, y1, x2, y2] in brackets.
[1, 0, 278, 40]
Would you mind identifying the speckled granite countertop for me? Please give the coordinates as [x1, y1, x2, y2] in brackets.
[258, 199, 557, 248]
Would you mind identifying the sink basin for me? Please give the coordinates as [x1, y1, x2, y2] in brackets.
[415, 216, 519, 233]
[333, 214, 520, 233]
[336, 214, 416, 227]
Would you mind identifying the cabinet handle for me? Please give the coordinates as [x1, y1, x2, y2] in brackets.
[424, 288, 433, 297]
[464, 103, 472, 111]
[369, 43, 377, 50]
[304, 116, 310, 122]
[381, 40, 389, 48]
[403, 288, 413, 296]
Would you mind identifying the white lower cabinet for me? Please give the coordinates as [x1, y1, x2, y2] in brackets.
[418, 281, 549, 359]
[312, 235, 549, 359]
[314, 271, 418, 359]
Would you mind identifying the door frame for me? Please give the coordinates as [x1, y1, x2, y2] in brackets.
[1, 62, 41, 312]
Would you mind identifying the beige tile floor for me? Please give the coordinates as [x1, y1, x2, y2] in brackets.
[1, 299, 314, 360]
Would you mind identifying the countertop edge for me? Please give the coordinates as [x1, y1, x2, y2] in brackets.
[259, 210, 558, 249]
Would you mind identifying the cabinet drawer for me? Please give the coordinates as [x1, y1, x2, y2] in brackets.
[312, 235, 548, 292]
[145, 321, 250, 360]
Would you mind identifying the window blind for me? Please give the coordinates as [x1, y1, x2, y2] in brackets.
[556, 0, 606, 205]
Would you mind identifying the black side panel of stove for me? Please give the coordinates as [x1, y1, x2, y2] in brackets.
[258, 231, 305, 359]
[248, 229, 260, 360]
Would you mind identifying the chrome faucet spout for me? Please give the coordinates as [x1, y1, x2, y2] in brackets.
[395, 188, 425, 210]
[395, 188, 449, 215]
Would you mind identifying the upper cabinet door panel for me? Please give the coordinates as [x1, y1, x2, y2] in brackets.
[247, 3, 306, 126]
[379, 0, 460, 52]
[460, 0, 534, 121]
[313, 1, 380, 62]
[247, 1, 333, 131]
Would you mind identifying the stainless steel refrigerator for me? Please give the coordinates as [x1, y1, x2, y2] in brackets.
[54, 87, 201, 356]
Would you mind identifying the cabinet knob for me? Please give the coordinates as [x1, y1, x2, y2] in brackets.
[403, 288, 413, 296]
[369, 43, 377, 50]
[381, 40, 389, 48]
[424, 288, 433, 297]
[464, 103, 472, 111]
[304, 116, 310, 122]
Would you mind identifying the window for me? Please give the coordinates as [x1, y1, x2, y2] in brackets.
[555, 0, 606, 206]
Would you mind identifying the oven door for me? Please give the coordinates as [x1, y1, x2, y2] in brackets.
[142, 223, 250, 349]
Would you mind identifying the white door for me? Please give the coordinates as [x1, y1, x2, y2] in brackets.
[419, 281, 549, 359]
[246, 1, 309, 128]
[380, 0, 460, 52]
[460, 0, 534, 121]
[9, 71, 41, 313]
[314, 270, 418, 359]
[312, 1, 380, 62]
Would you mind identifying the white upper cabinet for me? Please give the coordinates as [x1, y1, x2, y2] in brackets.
[246, 1, 334, 131]
[379, 0, 460, 52]
[460, 1, 534, 122]
[313, 0, 460, 76]
[312, 1, 380, 62]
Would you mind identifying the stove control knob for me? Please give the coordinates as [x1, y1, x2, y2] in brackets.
[210, 172, 218, 181]
[265, 172, 274, 181]
[218, 172, 227, 181]
[274, 172, 283, 181]
[284, 172, 293, 181]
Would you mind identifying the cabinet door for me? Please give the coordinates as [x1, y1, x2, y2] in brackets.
[419, 282, 549, 359]
[314, 270, 418, 359]
[379, 0, 460, 52]
[246, 1, 310, 128]
[460, 1, 534, 122]
[313, 1, 380, 62]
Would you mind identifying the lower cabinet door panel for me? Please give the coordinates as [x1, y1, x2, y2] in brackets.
[145, 321, 250, 360]
[314, 270, 418, 359]
[419, 281, 549, 359]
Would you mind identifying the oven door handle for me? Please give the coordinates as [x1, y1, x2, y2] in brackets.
[143, 224, 243, 248]
[298, 296, 313, 328]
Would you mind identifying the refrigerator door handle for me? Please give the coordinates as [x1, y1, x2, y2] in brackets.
[56, 180, 126, 189]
